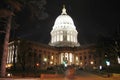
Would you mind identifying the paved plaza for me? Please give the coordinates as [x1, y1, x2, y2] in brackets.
[0, 76, 119, 80]
[0, 71, 120, 80]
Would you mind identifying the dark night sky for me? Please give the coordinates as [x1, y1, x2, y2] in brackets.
[10, 0, 120, 45]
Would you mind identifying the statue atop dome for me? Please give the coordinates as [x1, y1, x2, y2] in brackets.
[62, 5, 67, 15]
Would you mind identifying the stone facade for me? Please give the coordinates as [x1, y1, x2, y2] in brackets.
[7, 40, 99, 70]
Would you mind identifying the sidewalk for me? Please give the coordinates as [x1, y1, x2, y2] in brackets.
[0, 76, 120, 80]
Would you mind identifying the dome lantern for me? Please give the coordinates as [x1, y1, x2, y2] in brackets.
[61, 5, 67, 15]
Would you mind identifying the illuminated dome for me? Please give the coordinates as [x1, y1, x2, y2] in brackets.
[49, 5, 80, 47]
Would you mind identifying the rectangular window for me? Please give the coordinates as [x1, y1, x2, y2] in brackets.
[57, 35, 59, 41]
[80, 56, 82, 60]
[67, 35, 70, 41]
[60, 35, 63, 41]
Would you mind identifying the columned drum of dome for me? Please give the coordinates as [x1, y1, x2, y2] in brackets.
[49, 6, 80, 47]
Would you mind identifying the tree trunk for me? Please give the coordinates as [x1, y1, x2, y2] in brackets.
[0, 16, 12, 77]
[13, 42, 16, 70]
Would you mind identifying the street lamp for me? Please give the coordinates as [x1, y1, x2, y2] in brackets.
[36, 63, 40, 67]
[106, 60, 111, 77]
[106, 60, 110, 66]
[117, 56, 120, 64]
[99, 65, 102, 70]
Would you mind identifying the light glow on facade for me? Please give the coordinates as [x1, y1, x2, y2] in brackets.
[90, 61, 94, 65]
[51, 56, 53, 60]
[44, 58, 47, 62]
[50, 61, 53, 64]
[6, 64, 13, 68]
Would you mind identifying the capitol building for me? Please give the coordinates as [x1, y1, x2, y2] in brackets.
[7, 6, 101, 70]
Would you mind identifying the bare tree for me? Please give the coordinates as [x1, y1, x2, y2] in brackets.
[0, 0, 47, 77]
[0, 0, 21, 77]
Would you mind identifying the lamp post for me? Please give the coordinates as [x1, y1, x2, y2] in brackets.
[106, 60, 111, 77]
[114, 39, 120, 64]
[117, 56, 120, 64]
[106, 60, 110, 67]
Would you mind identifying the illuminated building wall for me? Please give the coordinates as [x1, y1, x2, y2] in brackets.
[8, 40, 97, 69]
[7, 41, 18, 64]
